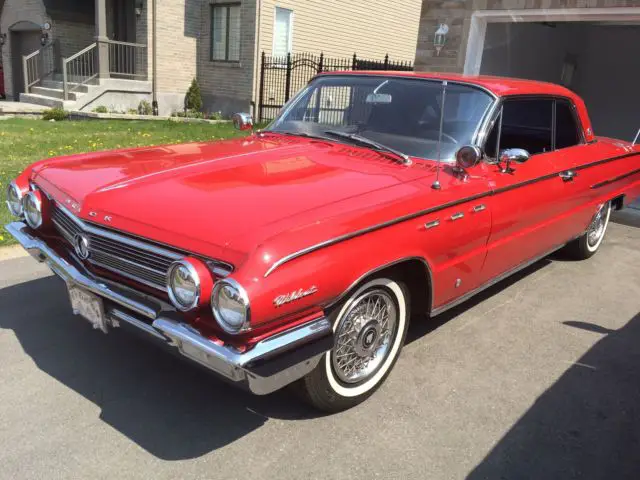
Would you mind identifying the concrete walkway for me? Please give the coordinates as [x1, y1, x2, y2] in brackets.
[0, 101, 46, 115]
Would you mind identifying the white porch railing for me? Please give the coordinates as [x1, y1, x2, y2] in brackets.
[62, 40, 148, 101]
[22, 42, 56, 93]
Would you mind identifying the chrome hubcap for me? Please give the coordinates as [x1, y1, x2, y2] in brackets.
[332, 289, 397, 384]
[587, 203, 608, 247]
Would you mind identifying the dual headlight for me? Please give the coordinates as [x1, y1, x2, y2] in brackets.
[167, 259, 249, 334]
[6, 183, 48, 230]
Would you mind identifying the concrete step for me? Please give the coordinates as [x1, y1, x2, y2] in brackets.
[18, 93, 70, 109]
[41, 80, 90, 93]
[30, 86, 84, 101]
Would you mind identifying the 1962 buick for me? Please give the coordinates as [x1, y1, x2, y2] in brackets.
[5, 72, 640, 412]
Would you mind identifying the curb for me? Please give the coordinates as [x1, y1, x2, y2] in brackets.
[69, 111, 231, 124]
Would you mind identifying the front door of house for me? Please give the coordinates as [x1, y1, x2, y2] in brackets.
[10, 29, 41, 100]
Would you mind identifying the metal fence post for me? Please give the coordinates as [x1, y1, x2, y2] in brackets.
[62, 59, 69, 101]
[284, 52, 292, 102]
[318, 52, 324, 73]
[352, 53, 357, 71]
[384, 54, 389, 70]
[258, 51, 266, 122]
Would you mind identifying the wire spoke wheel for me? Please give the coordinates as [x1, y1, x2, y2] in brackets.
[587, 203, 608, 248]
[331, 289, 398, 384]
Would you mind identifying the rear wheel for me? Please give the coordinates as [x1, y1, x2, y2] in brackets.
[564, 201, 612, 259]
[299, 277, 409, 412]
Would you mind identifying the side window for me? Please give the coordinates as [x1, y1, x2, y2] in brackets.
[555, 100, 581, 149]
[485, 98, 553, 158]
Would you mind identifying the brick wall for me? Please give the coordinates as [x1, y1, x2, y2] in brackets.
[197, 0, 257, 115]
[53, 19, 94, 58]
[415, 0, 640, 73]
[0, 0, 48, 99]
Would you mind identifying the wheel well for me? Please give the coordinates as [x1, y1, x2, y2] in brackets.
[334, 259, 432, 319]
[612, 194, 625, 211]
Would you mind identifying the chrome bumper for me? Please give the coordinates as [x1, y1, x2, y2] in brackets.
[6, 222, 333, 395]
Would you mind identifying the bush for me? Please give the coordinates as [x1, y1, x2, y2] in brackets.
[127, 108, 138, 115]
[184, 78, 203, 112]
[138, 100, 153, 116]
[173, 109, 205, 119]
[42, 108, 69, 121]
[92, 105, 108, 113]
[208, 111, 224, 120]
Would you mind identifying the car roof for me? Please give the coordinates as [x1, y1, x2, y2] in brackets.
[320, 70, 578, 99]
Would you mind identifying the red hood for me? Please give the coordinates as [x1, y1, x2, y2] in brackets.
[32, 135, 430, 265]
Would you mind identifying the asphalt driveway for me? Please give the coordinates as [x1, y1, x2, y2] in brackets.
[0, 211, 639, 479]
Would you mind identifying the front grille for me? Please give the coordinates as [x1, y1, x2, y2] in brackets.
[52, 204, 183, 291]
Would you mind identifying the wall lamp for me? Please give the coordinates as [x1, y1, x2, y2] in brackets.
[434, 23, 449, 56]
[0, 33, 6, 47]
[135, 0, 144, 16]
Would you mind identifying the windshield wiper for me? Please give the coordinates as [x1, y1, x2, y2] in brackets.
[260, 130, 332, 142]
[324, 130, 411, 165]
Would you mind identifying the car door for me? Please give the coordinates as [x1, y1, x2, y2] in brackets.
[479, 97, 571, 284]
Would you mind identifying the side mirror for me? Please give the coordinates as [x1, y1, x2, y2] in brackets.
[232, 112, 254, 131]
[498, 148, 530, 173]
[455, 145, 483, 169]
[499, 148, 530, 164]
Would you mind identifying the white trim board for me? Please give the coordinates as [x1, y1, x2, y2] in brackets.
[463, 7, 640, 75]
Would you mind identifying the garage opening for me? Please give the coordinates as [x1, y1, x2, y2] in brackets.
[479, 21, 640, 142]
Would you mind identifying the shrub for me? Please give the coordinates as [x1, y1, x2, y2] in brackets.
[184, 78, 203, 112]
[42, 108, 69, 121]
[173, 109, 205, 119]
[208, 111, 224, 120]
[127, 108, 138, 115]
[92, 105, 108, 113]
[138, 100, 153, 116]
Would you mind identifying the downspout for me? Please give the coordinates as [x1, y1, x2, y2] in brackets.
[252, 0, 262, 117]
[152, 0, 158, 115]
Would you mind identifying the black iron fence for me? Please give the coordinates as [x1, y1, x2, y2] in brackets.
[258, 52, 413, 122]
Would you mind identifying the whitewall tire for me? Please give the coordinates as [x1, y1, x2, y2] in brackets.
[564, 201, 612, 259]
[299, 277, 409, 412]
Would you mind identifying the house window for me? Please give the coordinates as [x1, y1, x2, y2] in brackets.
[211, 3, 241, 61]
[273, 7, 293, 57]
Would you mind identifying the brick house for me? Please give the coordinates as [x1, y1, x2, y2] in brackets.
[414, 0, 640, 142]
[0, 0, 422, 116]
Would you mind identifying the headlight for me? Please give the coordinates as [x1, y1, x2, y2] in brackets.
[6, 182, 24, 217]
[167, 260, 201, 311]
[211, 279, 250, 334]
[23, 191, 43, 229]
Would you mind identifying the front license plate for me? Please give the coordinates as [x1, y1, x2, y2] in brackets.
[68, 286, 108, 333]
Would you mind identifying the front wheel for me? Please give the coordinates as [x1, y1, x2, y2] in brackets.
[299, 277, 409, 412]
[564, 201, 612, 259]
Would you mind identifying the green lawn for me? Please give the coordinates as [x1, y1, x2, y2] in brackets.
[0, 118, 249, 246]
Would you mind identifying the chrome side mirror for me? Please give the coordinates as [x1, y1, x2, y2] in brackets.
[232, 112, 254, 131]
[455, 145, 483, 170]
[498, 148, 530, 173]
[499, 148, 530, 164]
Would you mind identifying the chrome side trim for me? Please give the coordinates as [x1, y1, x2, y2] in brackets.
[6, 221, 333, 396]
[591, 167, 640, 189]
[263, 190, 491, 277]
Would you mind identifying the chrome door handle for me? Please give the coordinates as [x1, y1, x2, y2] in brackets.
[424, 219, 440, 229]
[559, 170, 578, 182]
[450, 212, 464, 221]
[472, 204, 486, 213]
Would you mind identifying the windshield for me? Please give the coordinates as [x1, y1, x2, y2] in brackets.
[266, 75, 494, 161]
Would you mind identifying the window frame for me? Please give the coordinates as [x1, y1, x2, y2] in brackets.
[482, 94, 586, 160]
[210, 2, 242, 63]
[272, 6, 294, 57]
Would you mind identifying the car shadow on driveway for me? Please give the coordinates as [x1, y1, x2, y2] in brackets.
[0, 276, 319, 461]
[467, 312, 640, 479]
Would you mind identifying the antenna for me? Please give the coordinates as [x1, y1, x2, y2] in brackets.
[633, 127, 640, 146]
[432, 80, 448, 190]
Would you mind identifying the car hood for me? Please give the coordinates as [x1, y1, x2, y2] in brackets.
[33, 135, 428, 265]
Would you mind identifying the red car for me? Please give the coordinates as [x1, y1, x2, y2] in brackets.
[6, 72, 640, 412]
